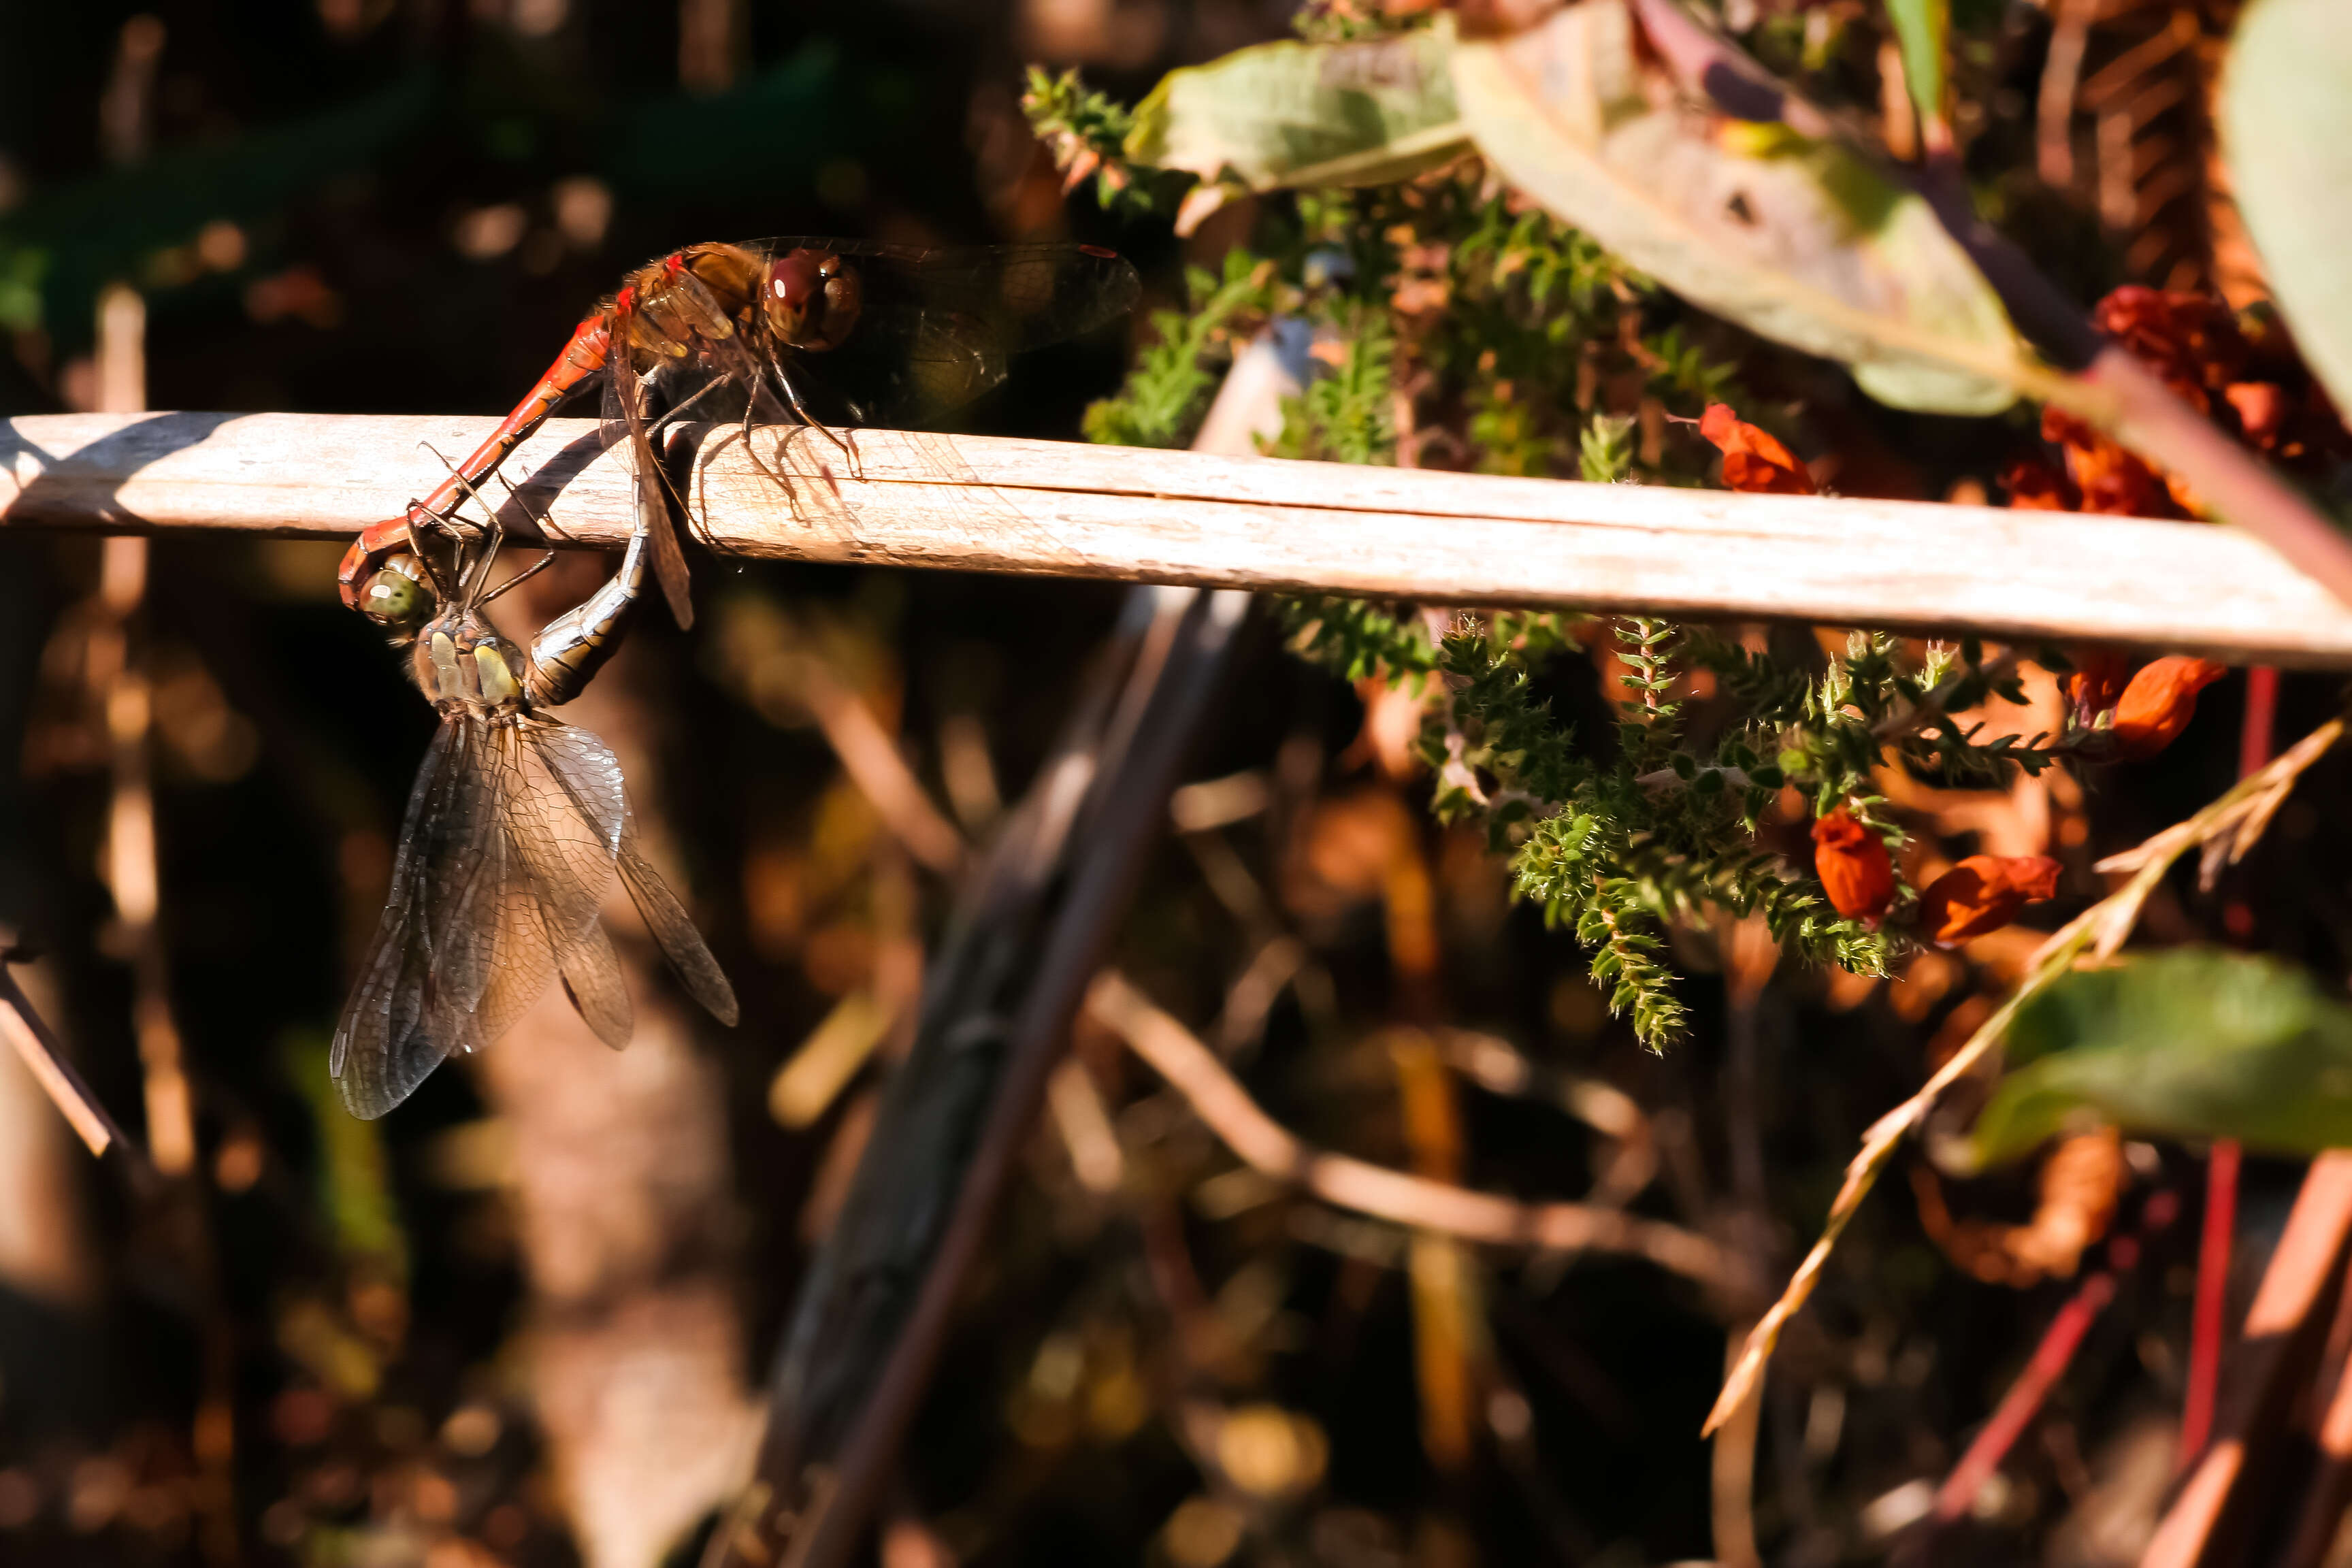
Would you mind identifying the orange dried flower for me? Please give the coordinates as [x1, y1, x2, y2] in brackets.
[2061, 646, 2134, 720]
[2000, 455, 2078, 511]
[2092, 286, 2246, 410]
[2110, 656, 2227, 760]
[2225, 381, 2290, 451]
[1916, 855, 2063, 948]
[1812, 806, 1895, 924]
[1699, 404, 1816, 495]
[2008, 288, 2346, 519]
[2041, 406, 2174, 517]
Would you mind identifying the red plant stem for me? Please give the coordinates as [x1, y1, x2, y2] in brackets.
[1935, 1274, 2117, 1522]
[1933, 1192, 2180, 1524]
[2178, 668, 2280, 1468]
[2181, 1141, 2244, 1469]
[2240, 666, 2280, 780]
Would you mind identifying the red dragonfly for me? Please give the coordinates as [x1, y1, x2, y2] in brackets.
[335, 499, 738, 1118]
[340, 238, 1141, 623]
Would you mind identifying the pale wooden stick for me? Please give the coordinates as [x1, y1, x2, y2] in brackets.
[0, 966, 136, 1161]
[9, 412, 2352, 664]
[1085, 968, 1739, 1294]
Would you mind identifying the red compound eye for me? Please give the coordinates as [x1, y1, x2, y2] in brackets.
[766, 249, 823, 310]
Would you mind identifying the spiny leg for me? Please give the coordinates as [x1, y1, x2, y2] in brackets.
[460, 513, 508, 605]
[480, 550, 557, 606]
[772, 361, 860, 477]
[419, 442, 504, 540]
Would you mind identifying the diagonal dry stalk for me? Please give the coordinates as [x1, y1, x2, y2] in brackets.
[1703, 710, 2349, 1435]
[0, 959, 145, 1167]
[1086, 970, 1739, 1294]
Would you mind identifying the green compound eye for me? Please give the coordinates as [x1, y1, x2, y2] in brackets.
[361, 558, 434, 626]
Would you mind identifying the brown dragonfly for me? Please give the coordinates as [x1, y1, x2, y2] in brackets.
[334, 499, 738, 1119]
[339, 238, 1141, 622]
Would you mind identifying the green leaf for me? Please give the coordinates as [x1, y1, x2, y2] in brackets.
[1957, 949, 2352, 1169]
[1885, 0, 1948, 129]
[1124, 22, 1471, 196]
[1450, 0, 2027, 414]
[2221, 0, 2352, 419]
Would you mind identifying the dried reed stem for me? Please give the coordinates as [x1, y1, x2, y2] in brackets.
[1087, 969, 1739, 1294]
[10, 412, 2352, 664]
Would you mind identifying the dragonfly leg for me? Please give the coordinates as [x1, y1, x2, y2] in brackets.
[772, 362, 861, 478]
[461, 513, 508, 604]
[480, 549, 557, 606]
[340, 312, 613, 612]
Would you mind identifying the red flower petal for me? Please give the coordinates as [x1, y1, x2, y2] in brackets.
[1917, 855, 2063, 947]
[1812, 805, 1896, 924]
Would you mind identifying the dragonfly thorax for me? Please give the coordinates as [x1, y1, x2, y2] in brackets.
[412, 608, 529, 715]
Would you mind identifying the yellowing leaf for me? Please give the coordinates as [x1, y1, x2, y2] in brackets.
[1124, 22, 1471, 198]
[1451, 0, 2026, 414]
[2222, 0, 2352, 420]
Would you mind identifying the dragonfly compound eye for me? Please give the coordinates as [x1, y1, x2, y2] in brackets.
[361, 555, 435, 628]
[764, 248, 860, 351]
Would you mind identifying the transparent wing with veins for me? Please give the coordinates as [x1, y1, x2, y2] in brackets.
[331, 717, 630, 1120]
[532, 718, 740, 1028]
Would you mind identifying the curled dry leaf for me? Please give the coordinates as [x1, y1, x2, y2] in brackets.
[1448, 0, 2028, 414]
[1912, 1127, 2125, 1287]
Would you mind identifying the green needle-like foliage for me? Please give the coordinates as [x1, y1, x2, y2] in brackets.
[1034, 28, 2060, 1051]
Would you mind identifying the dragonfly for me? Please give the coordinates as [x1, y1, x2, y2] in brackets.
[339, 238, 1141, 624]
[334, 491, 739, 1120]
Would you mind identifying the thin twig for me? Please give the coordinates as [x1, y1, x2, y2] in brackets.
[0, 961, 144, 1166]
[1705, 713, 2351, 1434]
[795, 659, 966, 875]
[2180, 669, 2283, 1470]
[1088, 969, 1740, 1295]
[11, 413, 2352, 664]
[1929, 1190, 2180, 1524]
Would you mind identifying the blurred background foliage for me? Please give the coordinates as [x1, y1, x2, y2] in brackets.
[2, 1, 2349, 1567]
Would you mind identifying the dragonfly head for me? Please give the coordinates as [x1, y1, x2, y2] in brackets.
[412, 607, 529, 715]
[360, 553, 438, 638]
[762, 248, 862, 353]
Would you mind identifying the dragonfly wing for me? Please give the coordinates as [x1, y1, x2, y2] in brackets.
[527, 715, 738, 1029]
[740, 240, 1140, 427]
[617, 812, 740, 1027]
[463, 719, 627, 1050]
[332, 719, 502, 1118]
[606, 333, 697, 628]
[558, 917, 634, 1049]
[517, 718, 634, 1047]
